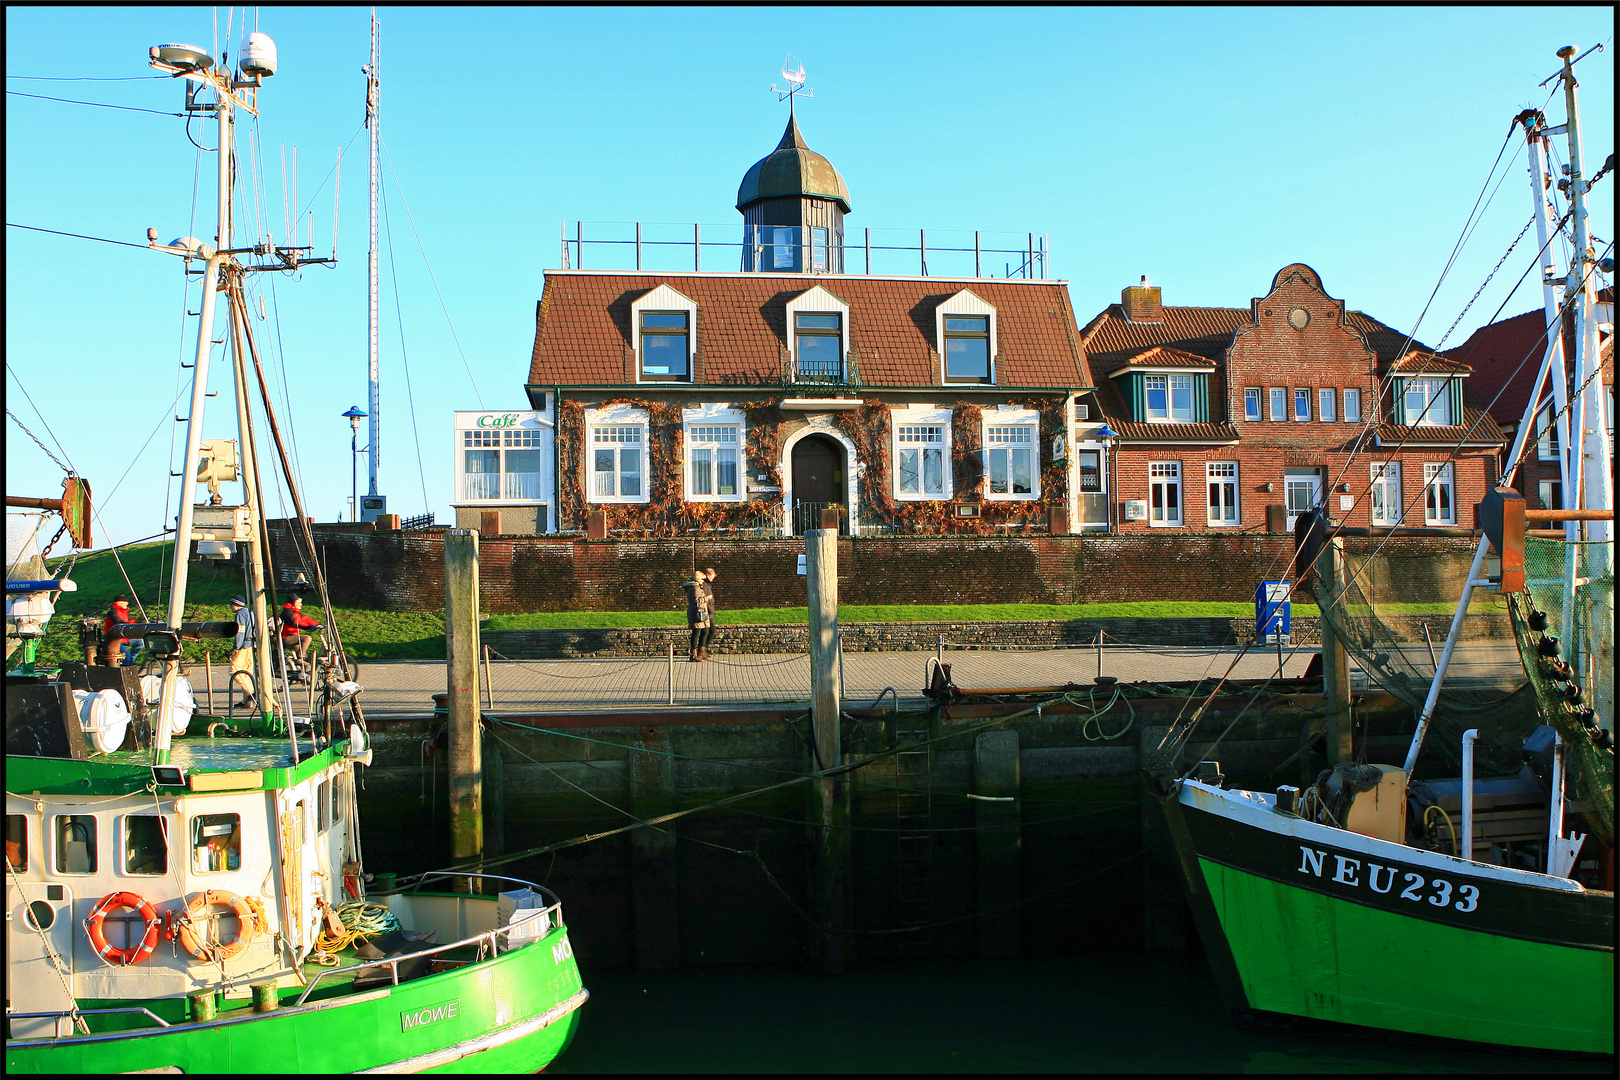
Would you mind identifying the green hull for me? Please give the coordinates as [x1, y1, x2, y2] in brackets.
[1201, 857, 1614, 1055]
[5, 924, 586, 1074]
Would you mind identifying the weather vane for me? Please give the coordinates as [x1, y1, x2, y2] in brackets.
[769, 54, 812, 115]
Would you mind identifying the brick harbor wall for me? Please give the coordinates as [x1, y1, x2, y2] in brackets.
[261, 522, 1481, 615]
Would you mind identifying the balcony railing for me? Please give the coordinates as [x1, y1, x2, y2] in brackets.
[786, 352, 861, 389]
[558, 222, 1052, 280]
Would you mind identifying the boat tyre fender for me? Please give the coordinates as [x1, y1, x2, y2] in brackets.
[85, 890, 162, 966]
[178, 889, 260, 962]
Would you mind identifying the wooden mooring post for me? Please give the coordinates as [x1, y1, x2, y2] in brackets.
[445, 529, 483, 890]
[1315, 536, 1354, 765]
[806, 527, 849, 972]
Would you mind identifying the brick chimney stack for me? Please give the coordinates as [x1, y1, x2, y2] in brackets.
[1122, 275, 1163, 323]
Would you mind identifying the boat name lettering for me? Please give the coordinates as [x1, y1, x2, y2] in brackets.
[400, 999, 459, 1031]
[1296, 846, 1479, 912]
[552, 933, 574, 965]
[477, 413, 521, 427]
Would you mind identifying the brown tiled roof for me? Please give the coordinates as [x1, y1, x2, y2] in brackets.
[1376, 402, 1505, 446]
[1098, 345, 1216, 375]
[1443, 308, 1558, 425]
[527, 272, 1089, 389]
[1387, 350, 1472, 374]
[1088, 366, 1238, 443]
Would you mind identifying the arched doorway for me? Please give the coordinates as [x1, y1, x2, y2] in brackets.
[790, 433, 846, 534]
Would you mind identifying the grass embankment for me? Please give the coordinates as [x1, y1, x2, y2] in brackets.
[35, 542, 1458, 665]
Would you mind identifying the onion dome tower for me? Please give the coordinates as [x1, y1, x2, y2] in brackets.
[736, 111, 850, 273]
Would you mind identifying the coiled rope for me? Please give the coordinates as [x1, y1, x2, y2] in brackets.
[313, 900, 399, 955]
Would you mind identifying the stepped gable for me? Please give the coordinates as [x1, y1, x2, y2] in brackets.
[527, 272, 1088, 388]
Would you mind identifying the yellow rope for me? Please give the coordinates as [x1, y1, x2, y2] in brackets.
[1424, 803, 1459, 856]
[314, 900, 399, 954]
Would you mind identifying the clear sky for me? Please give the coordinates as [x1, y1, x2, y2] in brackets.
[6, 5, 1614, 560]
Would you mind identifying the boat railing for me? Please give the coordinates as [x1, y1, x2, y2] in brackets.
[294, 874, 564, 1008]
[7, 1006, 173, 1031]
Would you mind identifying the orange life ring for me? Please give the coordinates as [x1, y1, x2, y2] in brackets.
[177, 889, 260, 962]
[85, 890, 161, 966]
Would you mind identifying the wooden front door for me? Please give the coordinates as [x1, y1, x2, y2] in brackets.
[791, 434, 845, 534]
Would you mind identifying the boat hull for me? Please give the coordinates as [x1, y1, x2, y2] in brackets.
[4, 923, 586, 1074]
[1162, 780, 1614, 1057]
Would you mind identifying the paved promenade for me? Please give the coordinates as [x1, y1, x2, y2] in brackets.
[189, 640, 1521, 719]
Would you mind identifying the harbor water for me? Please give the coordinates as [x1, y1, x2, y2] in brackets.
[551, 954, 1612, 1073]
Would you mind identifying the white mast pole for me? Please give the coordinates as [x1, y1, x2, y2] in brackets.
[366, 11, 381, 501]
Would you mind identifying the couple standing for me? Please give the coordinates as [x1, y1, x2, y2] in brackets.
[683, 567, 718, 662]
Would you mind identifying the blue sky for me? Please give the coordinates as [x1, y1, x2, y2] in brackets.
[6, 6, 1614, 558]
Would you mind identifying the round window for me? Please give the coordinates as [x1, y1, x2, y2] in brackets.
[26, 900, 55, 931]
[1289, 307, 1311, 330]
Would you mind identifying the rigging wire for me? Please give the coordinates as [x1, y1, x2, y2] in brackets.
[380, 179, 434, 514]
[6, 74, 170, 82]
[6, 222, 152, 250]
[5, 89, 182, 117]
[379, 136, 485, 407]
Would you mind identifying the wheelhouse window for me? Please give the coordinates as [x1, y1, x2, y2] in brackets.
[985, 425, 1035, 496]
[124, 815, 167, 875]
[1318, 389, 1336, 422]
[591, 426, 644, 500]
[1146, 375, 1193, 421]
[1269, 387, 1287, 422]
[54, 815, 97, 874]
[461, 428, 541, 501]
[1293, 389, 1311, 422]
[191, 813, 242, 874]
[794, 313, 843, 383]
[318, 779, 332, 834]
[1423, 462, 1455, 525]
[1149, 461, 1182, 526]
[639, 311, 690, 381]
[333, 770, 348, 827]
[943, 315, 991, 383]
[1244, 388, 1261, 421]
[7, 814, 27, 871]
[1403, 377, 1451, 426]
[897, 425, 946, 497]
[688, 425, 740, 499]
[1343, 388, 1361, 423]
[1206, 462, 1239, 525]
[1370, 462, 1402, 525]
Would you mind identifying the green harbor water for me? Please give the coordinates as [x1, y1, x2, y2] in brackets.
[551, 954, 1611, 1073]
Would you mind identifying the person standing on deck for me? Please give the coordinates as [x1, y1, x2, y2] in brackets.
[682, 571, 710, 663]
[99, 595, 134, 666]
[698, 567, 719, 662]
[228, 595, 257, 709]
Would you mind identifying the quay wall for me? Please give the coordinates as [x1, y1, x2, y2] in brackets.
[260, 524, 1480, 614]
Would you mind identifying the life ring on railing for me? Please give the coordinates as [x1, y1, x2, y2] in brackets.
[177, 889, 260, 962]
[85, 890, 161, 965]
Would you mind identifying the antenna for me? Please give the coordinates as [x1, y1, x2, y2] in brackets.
[768, 53, 813, 114]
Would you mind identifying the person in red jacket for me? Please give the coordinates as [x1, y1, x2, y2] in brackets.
[100, 596, 135, 666]
[278, 594, 322, 682]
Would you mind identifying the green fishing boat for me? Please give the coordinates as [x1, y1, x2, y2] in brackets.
[6, 22, 585, 1071]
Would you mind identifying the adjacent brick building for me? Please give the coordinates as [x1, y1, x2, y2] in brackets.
[1078, 264, 1505, 534]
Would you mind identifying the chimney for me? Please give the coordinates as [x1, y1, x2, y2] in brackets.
[1122, 275, 1162, 323]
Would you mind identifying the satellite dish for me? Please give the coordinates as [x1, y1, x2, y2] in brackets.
[238, 31, 277, 78]
[152, 43, 213, 72]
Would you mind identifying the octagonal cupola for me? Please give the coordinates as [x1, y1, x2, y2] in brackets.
[737, 113, 850, 273]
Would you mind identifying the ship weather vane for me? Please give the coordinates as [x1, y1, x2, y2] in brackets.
[769, 53, 813, 116]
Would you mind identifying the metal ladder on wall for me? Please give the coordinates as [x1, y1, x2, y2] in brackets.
[892, 709, 934, 956]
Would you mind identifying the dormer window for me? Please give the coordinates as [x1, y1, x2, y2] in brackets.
[631, 284, 697, 384]
[944, 316, 990, 383]
[1399, 377, 1453, 426]
[1146, 375, 1194, 421]
[795, 313, 843, 381]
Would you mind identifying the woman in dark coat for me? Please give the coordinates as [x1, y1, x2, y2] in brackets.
[681, 571, 710, 662]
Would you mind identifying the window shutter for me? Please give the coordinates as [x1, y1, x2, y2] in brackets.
[1448, 379, 1463, 426]
[1128, 373, 1145, 422]
[1193, 374, 1209, 423]
[1391, 377, 1406, 425]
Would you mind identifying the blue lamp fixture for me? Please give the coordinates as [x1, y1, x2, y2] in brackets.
[341, 406, 367, 521]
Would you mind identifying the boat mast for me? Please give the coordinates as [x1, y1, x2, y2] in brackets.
[365, 11, 382, 508]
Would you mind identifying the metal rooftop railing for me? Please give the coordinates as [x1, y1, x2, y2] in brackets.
[557, 222, 1052, 280]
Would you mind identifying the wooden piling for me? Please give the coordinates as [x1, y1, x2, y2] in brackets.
[1315, 536, 1354, 765]
[974, 730, 1021, 957]
[630, 725, 681, 971]
[806, 527, 849, 973]
[445, 529, 483, 889]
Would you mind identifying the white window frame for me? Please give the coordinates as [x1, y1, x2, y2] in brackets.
[982, 406, 1039, 500]
[1243, 387, 1261, 421]
[1535, 403, 1561, 461]
[630, 284, 697, 385]
[936, 289, 997, 386]
[1149, 460, 1183, 527]
[1370, 462, 1402, 526]
[785, 285, 850, 384]
[891, 405, 952, 501]
[1403, 376, 1452, 426]
[1423, 462, 1455, 525]
[1293, 388, 1311, 422]
[1343, 387, 1362, 423]
[1538, 480, 1563, 511]
[586, 404, 650, 504]
[1318, 388, 1336, 422]
[1206, 461, 1239, 526]
[682, 404, 746, 503]
[1269, 387, 1287, 422]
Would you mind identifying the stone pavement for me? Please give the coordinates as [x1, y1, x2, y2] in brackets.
[188, 640, 1522, 719]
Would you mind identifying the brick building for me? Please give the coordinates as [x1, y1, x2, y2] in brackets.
[1444, 288, 1613, 511]
[519, 113, 1093, 537]
[1078, 264, 1504, 533]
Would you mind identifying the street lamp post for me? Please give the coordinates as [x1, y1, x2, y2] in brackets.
[1096, 424, 1119, 533]
[342, 406, 367, 521]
